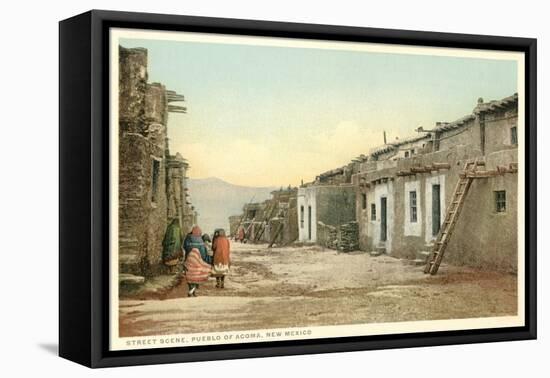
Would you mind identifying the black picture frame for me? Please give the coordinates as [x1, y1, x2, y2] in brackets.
[59, 9, 537, 368]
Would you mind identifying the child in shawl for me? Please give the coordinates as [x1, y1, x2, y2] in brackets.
[161, 218, 184, 273]
[202, 233, 214, 265]
[212, 229, 231, 289]
[184, 248, 211, 297]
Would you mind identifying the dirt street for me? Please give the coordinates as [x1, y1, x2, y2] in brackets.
[119, 243, 517, 337]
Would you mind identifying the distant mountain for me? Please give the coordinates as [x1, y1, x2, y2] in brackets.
[187, 177, 277, 235]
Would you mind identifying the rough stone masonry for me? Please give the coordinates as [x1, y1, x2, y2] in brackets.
[118, 46, 197, 287]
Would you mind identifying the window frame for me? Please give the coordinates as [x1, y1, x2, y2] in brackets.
[150, 158, 161, 204]
[409, 190, 418, 223]
[495, 190, 506, 213]
[511, 126, 518, 145]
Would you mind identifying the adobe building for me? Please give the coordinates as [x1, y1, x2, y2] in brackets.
[352, 94, 519, 271]
[295, 158, 360, 252]
[229, 187, 299, 246]
[118, 46, 196, 285]
[297, 184, 356, 251]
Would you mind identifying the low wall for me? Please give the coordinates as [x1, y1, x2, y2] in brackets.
[317, 221, 359, 252]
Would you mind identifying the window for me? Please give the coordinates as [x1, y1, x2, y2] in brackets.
[151, 159, 160, 203]
[361, 193, 367, 210]
[300, 206, 304, 228]
[404, 151, 409, 158]
[511, 126, 518, 145]
[371, 203, 376, 221]
[409, 191, 418, 222]
[495, 191, 506, 212]
[308, 206, 312, 240]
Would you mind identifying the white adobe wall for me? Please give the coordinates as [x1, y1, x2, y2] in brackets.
[371, 181, 394, 254]
[297, 187, 317, 242]
[424, 174, 446, 244]
[404, 179, 422, 237]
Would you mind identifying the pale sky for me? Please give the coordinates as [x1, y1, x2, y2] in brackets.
[120, 38, 517, 187]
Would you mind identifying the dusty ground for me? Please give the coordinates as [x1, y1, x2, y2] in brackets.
[120, 243, 517, 337]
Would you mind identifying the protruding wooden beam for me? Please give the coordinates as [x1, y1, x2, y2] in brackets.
[168, 105, 187, 113]
[432, 162, 451, 170]
[497, 164, 518, 174]
[167, 94, 186, 103]
[463, 170, 501, 179]
[410, 166, 431, 173]
[396, 170, 416, 177]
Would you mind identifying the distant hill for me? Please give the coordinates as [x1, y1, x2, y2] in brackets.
[187, 177, 277, 235]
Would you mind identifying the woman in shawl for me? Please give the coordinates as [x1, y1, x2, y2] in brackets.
[161, 218, 184, 273]
[183, 226, 210, 263]
[184, 248, 211, 297]
[236, 225, 245, 243]
[212, 229, 231, 289]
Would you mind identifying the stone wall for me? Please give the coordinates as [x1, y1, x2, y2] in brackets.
[119, 47, 148, 135]
[317, 220, 359, 252]
[118, 98, 168, 276]
[118, 46, 191, 281]
[317, 222, 338, 249]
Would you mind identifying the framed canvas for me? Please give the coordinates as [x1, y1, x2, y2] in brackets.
[59, 10, 537, 368]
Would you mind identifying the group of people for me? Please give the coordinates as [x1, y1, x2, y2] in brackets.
[162, 221, 231, 297]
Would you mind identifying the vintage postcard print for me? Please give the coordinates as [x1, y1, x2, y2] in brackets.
[109, 28, 525, 351]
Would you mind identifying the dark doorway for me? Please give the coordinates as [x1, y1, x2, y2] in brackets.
[380, 197, 387, 242]
[308, 205, 312, 240]
[432, 184, 441, 236]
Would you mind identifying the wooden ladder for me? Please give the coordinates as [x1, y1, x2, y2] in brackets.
[253, 202, 278, 242]
[424, 160, 484, 275]
[243, 217, 257, 240]
[268, 223, 284, 248]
